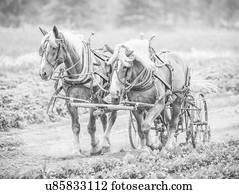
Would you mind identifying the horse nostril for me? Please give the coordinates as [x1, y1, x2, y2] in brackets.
[43, 72, 47, 77]
[40, 71, 48, 80]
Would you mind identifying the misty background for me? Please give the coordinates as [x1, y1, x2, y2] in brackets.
[1, 0, 239, 29]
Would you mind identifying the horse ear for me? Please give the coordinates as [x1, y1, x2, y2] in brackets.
[39, 27, 47, 36]
[104, 44, 114, 54]
[53, 25, 59, 38]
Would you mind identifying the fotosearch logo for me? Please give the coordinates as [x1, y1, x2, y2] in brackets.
[111, 181, 193, 191]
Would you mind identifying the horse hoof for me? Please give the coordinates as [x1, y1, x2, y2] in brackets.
[146, 140, 161, 151]
[72, 149, 87, 157]
[101, 146, 111, 154]
[90, 144, 102, 156]
[151, 143, 163, 151]
[158, 145, 163, 151]
[90, 145, 103, 156]
[156, 142, 163, 151]
[80, 150, 88, 156]
[90, 149, 102, 156]
[140, 146, 151, 154]
[164, 137, 176, 150]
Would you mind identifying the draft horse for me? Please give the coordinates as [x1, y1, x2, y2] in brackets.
[107, 38, 189, 151]
[38, 26, 116, 156]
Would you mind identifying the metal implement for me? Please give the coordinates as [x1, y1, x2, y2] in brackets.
[128, 92, 210, 149]
[70, 102, 135, 111]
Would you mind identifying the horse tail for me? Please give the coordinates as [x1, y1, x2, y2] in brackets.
[189, 68, 217, 94]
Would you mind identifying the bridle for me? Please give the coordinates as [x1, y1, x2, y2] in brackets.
[39, 33, 83, 76]
[39, 36, 64, 69]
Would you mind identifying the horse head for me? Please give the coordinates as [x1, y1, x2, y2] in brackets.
[106, 44, 136, 99]
[38, 26, 66, 80]
[107, 38, 155, 101]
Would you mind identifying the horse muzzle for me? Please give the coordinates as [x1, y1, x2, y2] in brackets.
[40, 71, 52, 81]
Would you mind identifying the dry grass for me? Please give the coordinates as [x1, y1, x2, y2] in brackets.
[3, 140, 239, 179]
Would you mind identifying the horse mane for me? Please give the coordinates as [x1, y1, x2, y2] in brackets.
[120, 39, 155, 70]
[41, 30, 84, 59]
[60, 30, 84, 58]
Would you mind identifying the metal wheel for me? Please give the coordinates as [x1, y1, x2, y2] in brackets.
[182, 95, 198, 148]
[197, 94, 211, 143]
[186, 94, 210, 148]
[190, 121, 198, 148]
[128, 111, 141, 149]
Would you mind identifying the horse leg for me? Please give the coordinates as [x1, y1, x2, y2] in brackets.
[142, 102, 165, 150]
[132, 110, 148, 151]
[100, 110, 117, 153]
[164, 97, 182, 150]
[100, 113, 107, 132]
[88, 109, 102, 155]
[66, 103, 84, 156]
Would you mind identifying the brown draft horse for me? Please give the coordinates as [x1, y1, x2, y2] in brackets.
[38, 26, 116, 156]
[107, 38, 189, 151]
